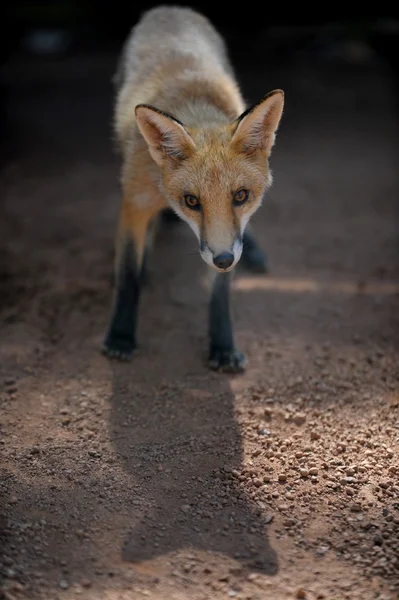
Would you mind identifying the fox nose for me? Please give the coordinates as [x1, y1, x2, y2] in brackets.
[213, 252, 234, 270]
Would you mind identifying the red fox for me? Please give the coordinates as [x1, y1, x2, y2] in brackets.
[103, 6, 284, 372]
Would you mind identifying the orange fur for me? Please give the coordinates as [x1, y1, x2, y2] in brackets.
[114, 6, 284, 271]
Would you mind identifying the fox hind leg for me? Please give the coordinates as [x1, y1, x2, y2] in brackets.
[241, 227, 269, 274]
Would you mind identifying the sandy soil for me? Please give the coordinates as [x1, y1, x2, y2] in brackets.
[0, 48, 398, 600]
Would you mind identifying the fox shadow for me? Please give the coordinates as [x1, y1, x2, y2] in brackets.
[107, 219, 278, 575]
[109, 365, 277, 574]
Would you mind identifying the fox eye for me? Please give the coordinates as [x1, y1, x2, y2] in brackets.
[233, 189, 249, 205]
[184, 194, 200, 210]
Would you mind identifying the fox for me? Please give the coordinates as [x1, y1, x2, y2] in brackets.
[103, 5, 284, 373]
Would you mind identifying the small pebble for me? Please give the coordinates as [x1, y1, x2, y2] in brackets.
[378, 481, 390, 490]
[293, 413, 307, 426]
[59, 580, 69, 590]
[264, 514, 274, 524]
[6, 568, 17, 578]
[284, 518, 296, 528]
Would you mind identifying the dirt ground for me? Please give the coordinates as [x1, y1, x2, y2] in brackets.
[0, 44, 398, 600]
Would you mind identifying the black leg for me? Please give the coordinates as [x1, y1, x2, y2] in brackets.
[102, 239, 140, 360]
[208, 271, 247, 373]
[139, 247, 149, 286]
[241, 228, 269, 274]
[161, 207, 180, 224]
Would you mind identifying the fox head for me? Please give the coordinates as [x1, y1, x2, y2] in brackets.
[135, 90, 284, 272]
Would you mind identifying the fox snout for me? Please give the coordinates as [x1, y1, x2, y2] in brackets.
[200, 237, 243, 272]
[213, 252, 234, 270]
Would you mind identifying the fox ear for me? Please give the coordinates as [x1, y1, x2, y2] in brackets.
[232, 90, 284, 155]
[135, 105, 196, 166]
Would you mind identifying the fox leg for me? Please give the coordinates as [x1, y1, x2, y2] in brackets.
[208, 270, 247, 373]
[139, 214, 159, 286]
[241, 227, 268, 273]
[102, 200, 157, 360]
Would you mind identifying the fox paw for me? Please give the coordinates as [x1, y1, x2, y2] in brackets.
[208, 348, 247, 373]
[101, 337, 136, 361]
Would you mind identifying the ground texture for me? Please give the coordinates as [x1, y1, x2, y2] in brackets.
[0, 47, 398, 600]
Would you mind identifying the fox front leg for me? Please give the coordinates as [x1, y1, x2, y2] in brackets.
[208, 270, 247, 373]
[102, 201, 154, 361]
[103, 239, 139, 360]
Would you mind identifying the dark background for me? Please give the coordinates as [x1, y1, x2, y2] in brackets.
[1, 2, 399, 71]
[2, 2, 399, 43]
[1, 2, 398, 165]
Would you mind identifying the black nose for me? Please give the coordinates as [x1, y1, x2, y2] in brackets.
[213, 252, 234, 270]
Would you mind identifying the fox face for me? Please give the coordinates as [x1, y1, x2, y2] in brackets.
[135, 90, 284, 272]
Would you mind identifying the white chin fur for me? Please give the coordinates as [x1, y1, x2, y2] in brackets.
[199, 246, 215, 268]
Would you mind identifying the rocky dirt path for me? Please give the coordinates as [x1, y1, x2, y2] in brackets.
[0, 50, 398, 600]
